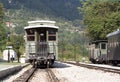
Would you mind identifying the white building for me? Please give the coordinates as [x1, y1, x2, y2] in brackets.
[3, 49, 16, 61]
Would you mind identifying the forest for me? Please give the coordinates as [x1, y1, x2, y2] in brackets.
[81, 0, 120, 41]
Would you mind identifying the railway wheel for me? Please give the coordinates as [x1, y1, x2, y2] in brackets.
[32, 60, 36, 68]
[47, 61, 50, 68]
[112, 61, 118, 66]
[32, 62, 35, 68]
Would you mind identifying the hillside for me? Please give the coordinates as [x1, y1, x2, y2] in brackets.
[0, 0, 88, 61]
[0, 0, 82, 20]
[0, 0, 83, 35]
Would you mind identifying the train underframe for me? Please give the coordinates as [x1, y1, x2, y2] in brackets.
[90, 58, 120, 66]
[107, 60, 120, 66]
[90, 58, 106, 64]
[29, 54, 55, 68]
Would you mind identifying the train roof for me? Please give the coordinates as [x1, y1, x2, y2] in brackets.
[24, 25, 59, 29]
[90, 40, 108, 44]
[107, 29, 120, 37]
[24, 20, 59, 29]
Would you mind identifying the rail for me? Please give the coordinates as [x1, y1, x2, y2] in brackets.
[46, 68, 59, 82]
[13, 67, 59, 82]
[65, 61, 120, 74]
[13, 67, 36, 82]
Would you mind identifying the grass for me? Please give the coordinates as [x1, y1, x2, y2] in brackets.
[58, 53, 89, 62]
[0, 51, 2, 58]
[0, 61, 22, 65]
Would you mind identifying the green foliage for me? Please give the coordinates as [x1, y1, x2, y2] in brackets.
[15, 25, 24, 34]
[10, 35, 24, 54]
[58, 28, 88, 61]
[0, 0, 83, 35]
[0, 0, 82, 20]
[0, 3, 4, 23]
[0, 62, 22, 65]
[0, 3, 7, 51]
[0, 51, 2, 58]
[80, 0, 120, 41]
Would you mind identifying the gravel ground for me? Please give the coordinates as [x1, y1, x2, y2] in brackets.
[2, 61, 120, 82]
[30, 69, 49, 82]
[52, 61, 120, 82]
[2, 65, 32, 82]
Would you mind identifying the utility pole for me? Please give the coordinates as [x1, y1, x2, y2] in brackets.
[82, 31, 86, 62]
[7, 32, 10, 63]
[17, 41, 20, 63]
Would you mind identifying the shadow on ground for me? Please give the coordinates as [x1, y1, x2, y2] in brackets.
[52, 61, 71, 68]
[36, 61, 71, 69]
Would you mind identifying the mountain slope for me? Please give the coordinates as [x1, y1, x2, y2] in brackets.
[0, 0, 82, 20]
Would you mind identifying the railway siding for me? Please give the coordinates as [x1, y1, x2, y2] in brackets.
[51, 61, 120, 82]
[65, 61, 120, 74]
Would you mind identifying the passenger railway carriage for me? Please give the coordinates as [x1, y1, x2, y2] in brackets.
[107, 30, 120, 65]
[24, 20, 59, 67]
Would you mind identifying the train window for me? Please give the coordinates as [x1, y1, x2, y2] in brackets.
[27, 35, 35, 41]
[101, 43, 106, 49]
[26, 29, 35, 41]
[48, 36, 56, 41]
[26, 29, 35, 35]
[48, 29, 56, 34]
[48, 29, 56, 41]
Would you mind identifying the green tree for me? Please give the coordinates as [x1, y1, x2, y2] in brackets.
[0, 3, 7, 51]
[0, 3, 4, 23]
[80, 0, 120, 41]
[10, 35, 24, 62]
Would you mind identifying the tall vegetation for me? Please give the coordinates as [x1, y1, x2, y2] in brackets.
[0, 3, 7, 51]
[0, 0, 82, 20]
[80, 0, 120, 41]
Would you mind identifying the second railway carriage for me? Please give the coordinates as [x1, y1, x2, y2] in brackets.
[107, 30, 120, 65]
[24, 20, 59, 67]
[89, 40, 108, 64]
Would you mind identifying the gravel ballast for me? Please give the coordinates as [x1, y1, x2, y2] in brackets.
[52, 61, 120, 82]
[2, 62, 120, 82]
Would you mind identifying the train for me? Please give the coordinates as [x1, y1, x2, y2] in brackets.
[24, 20, 59, 67]
[89, 30, 120, 66]
[89, 40, 108, 64]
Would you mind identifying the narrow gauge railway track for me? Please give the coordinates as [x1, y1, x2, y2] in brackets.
[65, 61, 120, 74]
[46, 68, 59, 82]
[13, 67, 36, 82]
[13, 67, 59, 82]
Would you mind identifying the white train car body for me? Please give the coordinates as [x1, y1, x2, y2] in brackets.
[24, 20, 59, 67]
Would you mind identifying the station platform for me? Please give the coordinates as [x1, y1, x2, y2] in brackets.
[0, 62, 29, 79]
